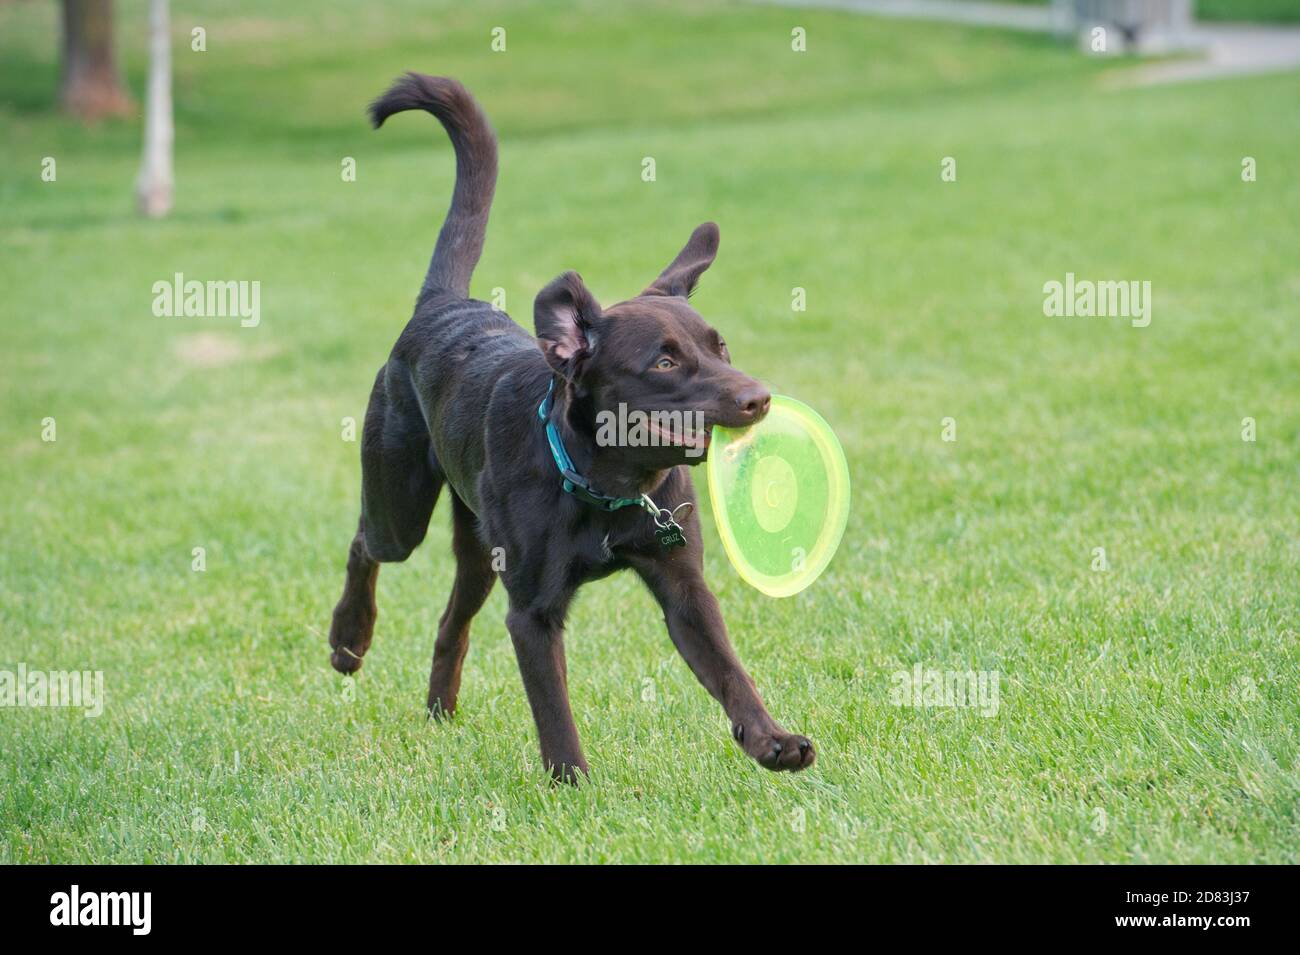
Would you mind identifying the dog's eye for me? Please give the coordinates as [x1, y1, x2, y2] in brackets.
[654, 357, 678, 371]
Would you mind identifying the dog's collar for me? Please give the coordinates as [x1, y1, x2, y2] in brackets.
[538, 379, 645, 512]
[537, 380, 694, 549]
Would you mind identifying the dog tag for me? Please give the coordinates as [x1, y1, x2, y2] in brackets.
[656, 522, 687, 549]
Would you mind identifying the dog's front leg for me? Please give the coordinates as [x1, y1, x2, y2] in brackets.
[505, 603, 588, 784]
[634, 556, 815, 772]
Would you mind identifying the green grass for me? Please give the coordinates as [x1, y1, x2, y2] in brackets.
[2, 0, 1297, 863]
[1198, 0, 1300, 20]
[993, 0, 1300, 24]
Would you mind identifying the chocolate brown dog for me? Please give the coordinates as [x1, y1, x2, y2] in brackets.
[328, 73, 815, 782]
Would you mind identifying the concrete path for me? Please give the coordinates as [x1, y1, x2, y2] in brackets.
[1115, 22, 1300, 86]
[765, 0, 1062, 32]
[759, 0, 1300, 86]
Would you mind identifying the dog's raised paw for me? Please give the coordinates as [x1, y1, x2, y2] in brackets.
[736, 725, 815, 772]
[328, 603, 373, 674]
[329, 644, 364, 674]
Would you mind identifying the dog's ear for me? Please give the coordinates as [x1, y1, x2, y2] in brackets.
[535, 271, 602, 378]
[642, 222, 719, 298]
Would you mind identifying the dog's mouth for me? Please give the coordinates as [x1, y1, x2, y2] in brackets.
[646, 419, 711, 451]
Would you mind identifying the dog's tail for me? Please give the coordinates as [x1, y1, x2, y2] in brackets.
[369, 73, 498, 300]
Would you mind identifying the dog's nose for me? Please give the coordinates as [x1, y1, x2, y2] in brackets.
[734, 385, 771, 421]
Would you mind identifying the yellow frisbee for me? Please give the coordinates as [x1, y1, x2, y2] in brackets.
[706, 395, 850, 597]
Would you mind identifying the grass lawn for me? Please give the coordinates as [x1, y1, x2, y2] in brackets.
[996, 0, 1300, 24]
[1191, 0, 1300, 19]
[1, 0, 1296, 863]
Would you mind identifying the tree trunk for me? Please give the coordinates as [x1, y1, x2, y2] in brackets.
[60, 0, 133, 121]
[136, 0, 173, 218]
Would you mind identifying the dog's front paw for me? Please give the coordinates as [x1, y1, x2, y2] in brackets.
[733, 722, 815, 772]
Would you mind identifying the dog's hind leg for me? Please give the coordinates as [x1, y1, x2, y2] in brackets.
[329, 518, 380, 674]
[358, 364, 442, 563]
[426, 494, 496, 718]
[329, 365, 442, 674]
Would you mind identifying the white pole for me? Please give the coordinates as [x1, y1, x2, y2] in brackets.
[136, 0, 172, 218]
